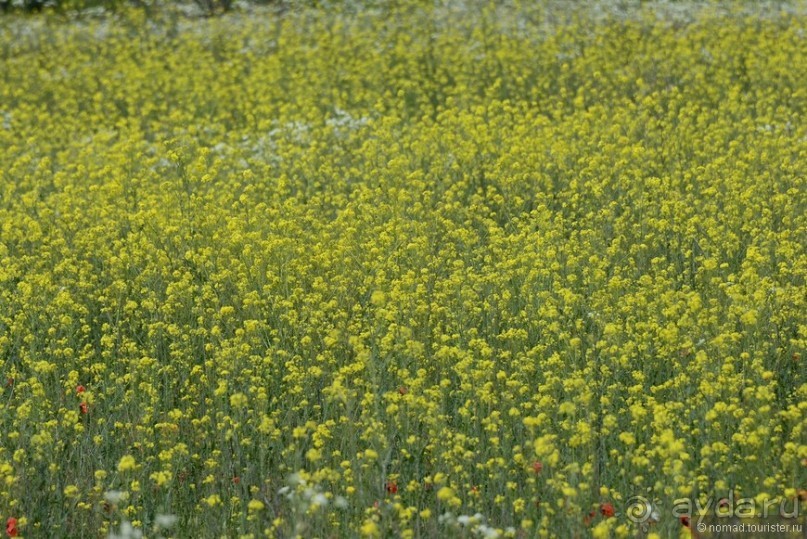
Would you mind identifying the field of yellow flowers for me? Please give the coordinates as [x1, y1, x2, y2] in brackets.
[0, 1, 806, 537]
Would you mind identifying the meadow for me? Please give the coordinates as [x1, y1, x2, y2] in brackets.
[0, 1, 805, 537]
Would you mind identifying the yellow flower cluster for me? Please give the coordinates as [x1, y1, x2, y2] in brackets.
[0, 1, 805, 537]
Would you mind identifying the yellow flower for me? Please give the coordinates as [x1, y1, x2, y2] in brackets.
[117, 455, 137, 473]
[229, 393, 249, 409]
[360, 519, 380, 538]
[436, 486, 454, 502]
[203, 494, 222, 507]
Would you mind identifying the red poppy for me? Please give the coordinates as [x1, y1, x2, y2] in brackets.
[583, 509, 596, 526]
[76, 385, 85, 394]
[398, 386, 408, 395]
[680, 515, 691, 528]
[232, 476, 240, 485]
[531, 461, 543, 474]
[600, 502, 615, 518]
[79, 402, 89, 415]
[385, 481, 398, 495]
[6, 517, 18, 538]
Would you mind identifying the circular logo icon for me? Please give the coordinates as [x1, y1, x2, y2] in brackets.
[625, 495, 653, 524]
